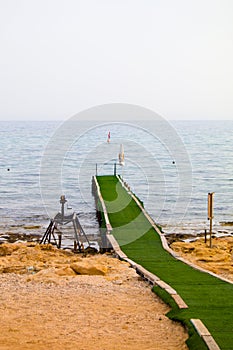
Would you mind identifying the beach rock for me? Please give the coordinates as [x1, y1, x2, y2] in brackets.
[55, 266, 77, 276]
[23, 225, 41, 230]
[165, 233, 196, 245]
[0, 238, 8, 244]
[1, 234, 10, 239]
[0, 242, 81, 275]
[27, 266, 77, 283]
[0, 243, 21, 256]
[0, 265, 26, 274]
[0, 242, 117, 281]
[70, 260, 108, 275]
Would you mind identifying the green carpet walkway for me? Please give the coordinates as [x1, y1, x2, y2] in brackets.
[96, 175, 233, 350]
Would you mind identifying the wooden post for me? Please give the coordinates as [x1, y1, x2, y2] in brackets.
[207, 192, 214, 248]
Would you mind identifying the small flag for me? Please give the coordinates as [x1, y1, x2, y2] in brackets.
[107, 131, 110, 143]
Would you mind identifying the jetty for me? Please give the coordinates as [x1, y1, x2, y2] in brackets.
[93, 174, 233, 350]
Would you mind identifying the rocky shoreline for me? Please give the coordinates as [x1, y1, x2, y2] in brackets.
[1, 228, 232, 282]
[165, 230, 233, 246]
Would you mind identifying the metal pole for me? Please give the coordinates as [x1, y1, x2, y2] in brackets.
[210, 217, 213, 248]
[60, 195, 67, 221]
[114, 162, 116, 176]
[207, 192, 214, 248]
[58, 233, 62, 248]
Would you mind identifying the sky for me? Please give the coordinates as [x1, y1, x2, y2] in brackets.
[0, 0, 232, 121]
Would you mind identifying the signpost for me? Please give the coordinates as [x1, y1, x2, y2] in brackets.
[207, 192, 214, 248]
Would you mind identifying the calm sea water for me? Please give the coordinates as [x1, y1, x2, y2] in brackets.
[0, 120, 233, 240]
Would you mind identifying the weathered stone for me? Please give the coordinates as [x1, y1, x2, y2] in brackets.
[1, 265, 26, 274]
[55, 266, 77, 276]
[0, 243, 21, 256]
[70, 261, 108, 275]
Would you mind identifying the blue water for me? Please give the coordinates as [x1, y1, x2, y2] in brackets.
[0, 119, 233, 238]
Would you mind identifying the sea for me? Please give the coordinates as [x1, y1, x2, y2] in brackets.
[0, 119, 233, 245]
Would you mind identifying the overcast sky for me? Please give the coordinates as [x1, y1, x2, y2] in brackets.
[0, 0, 232, 121]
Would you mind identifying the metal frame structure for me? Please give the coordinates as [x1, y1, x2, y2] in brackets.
[40, 195, 90, 252]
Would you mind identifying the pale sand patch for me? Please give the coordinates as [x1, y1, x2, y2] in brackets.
[0, 243, 188, 350]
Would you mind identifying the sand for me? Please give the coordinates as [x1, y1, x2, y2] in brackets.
[0, 243, 188, 350]
[171, 236, 233, 282]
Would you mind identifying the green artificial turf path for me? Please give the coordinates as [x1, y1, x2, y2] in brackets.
[96, 175, 233, 350]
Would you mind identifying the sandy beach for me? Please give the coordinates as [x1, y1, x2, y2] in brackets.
[0, 235, 232, 349]
[0, 242, 188, 350]
[171, 236, 233, 282]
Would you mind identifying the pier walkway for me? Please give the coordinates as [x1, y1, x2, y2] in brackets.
[94, 175, 233, 350]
